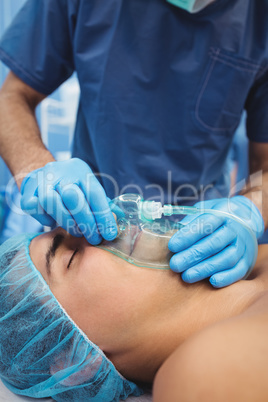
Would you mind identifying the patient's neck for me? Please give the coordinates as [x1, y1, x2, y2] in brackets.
[119, 270, 259, 383]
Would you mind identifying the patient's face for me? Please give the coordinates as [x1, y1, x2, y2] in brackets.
[30, 227, 174, 354]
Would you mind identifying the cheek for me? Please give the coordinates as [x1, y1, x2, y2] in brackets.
[51, 252, 135, 345]
[50, 280, 106, 345]
[50, 281, 88, 327]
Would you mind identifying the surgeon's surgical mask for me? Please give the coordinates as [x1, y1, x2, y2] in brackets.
[166, 0, 215, 13]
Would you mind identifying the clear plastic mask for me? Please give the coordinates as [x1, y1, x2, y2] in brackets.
[97, 194, 181, 269]
[97, 193, 259, 274]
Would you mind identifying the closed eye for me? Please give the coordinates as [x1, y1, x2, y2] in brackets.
[67, 249, 78, 269]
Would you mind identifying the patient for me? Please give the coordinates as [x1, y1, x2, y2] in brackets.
[0, 225, 268, 401]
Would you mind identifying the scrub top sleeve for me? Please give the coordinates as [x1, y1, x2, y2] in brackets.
[0, 0, 77, 96]
[245, 69, 268, 143]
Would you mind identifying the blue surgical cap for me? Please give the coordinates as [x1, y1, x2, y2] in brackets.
[0, 233, 143, 401]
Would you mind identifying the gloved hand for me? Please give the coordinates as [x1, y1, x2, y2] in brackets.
[20, 158, 117, 245]
[168, 196, 264, 288]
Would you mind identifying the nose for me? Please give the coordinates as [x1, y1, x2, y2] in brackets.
[52, 226, 99, 250]
[64, 230, 94, 251]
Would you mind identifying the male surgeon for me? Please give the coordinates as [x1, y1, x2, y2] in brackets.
[0, 0, 267, 288]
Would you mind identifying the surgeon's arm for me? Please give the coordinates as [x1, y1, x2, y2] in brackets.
[0, 71, 117, 243]
[241, 141, 268, 230]
[0, 71, 55, 188]
[153, 299, 268, 402]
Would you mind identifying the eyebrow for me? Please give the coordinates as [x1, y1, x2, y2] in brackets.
[45, 233, 65, 276]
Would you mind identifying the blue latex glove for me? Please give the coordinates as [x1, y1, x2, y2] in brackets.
[168, 196, 264, 288]
[20, 158, 117, 245]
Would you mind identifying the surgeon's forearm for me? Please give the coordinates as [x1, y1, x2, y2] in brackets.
[240, 141, 268, 230]
[0, 72, 54, 189]
[241, 171, 268, 230]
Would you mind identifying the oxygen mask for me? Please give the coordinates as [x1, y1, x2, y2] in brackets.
[97, 194, 181, 269]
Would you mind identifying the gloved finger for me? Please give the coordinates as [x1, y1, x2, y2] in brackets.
[168, 213, 225, 253]
[174, 213, 198, 226]
[59, 183, 102, 245]
[209, 259, 248, 288]
[38, 184, 81, 237]
[169, 223, 237, 273]
[21, 181, 55, 227]
[81, 176, 117, 241]
[28, 209, 56, 227]
[180, 242, 245, 283]
[107, 197, 125, 219]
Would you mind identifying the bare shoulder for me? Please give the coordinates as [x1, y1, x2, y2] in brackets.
[153, 291, 268, 402]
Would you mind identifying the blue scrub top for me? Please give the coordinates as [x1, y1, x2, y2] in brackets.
[0, 0, 268, 204]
